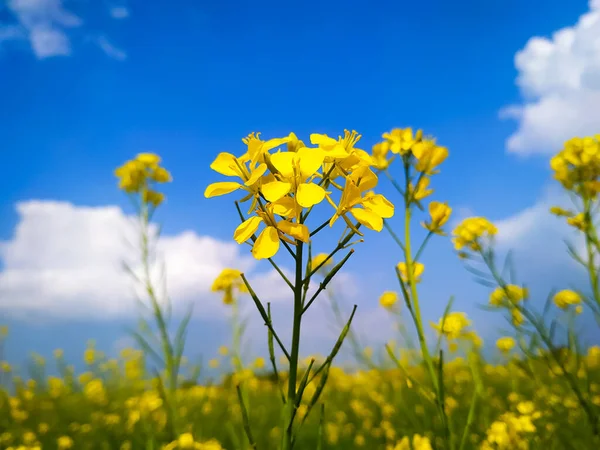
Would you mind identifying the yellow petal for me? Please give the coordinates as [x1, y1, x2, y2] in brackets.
[297, 148, 324, 179]
[363, 194, 394, 218]
[262, 137, 291, 153]
[277, 220, 309, 243]
[261, 181, 292, 202]
[350, 208, 383, 231]
[204, 182, 243, 198]
[296, 183, 326, 208]
[310, 133, 338, 147]
[210, 153, 243, 177]
[271, 197, 298, 217]
[270, 152, 296, 178]
[245, 163, 268, 186]
[233, 216, 263, 243]
[252, 226, 280, 259]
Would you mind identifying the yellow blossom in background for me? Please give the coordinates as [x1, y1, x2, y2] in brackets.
[422, 201, 452, 234]
[57, 436, 74, 449]
[408, 176, 434, 201]
[114, 153, 172, 204]
[431, 312, 471, 340]
[553, 290, 582, 310]
[497, 337, 516, 354]
[381, 128, 423, 156]
[452, 217, 497, 252]
[411, 139, 448, 175]
[0, 325, 7, 338]
[380, 291, 399, 309]
[397, 262, 425, 284]
[312, 253, 333, 273]
[489, 285, 528, 307]
[208, 359, 219, 369]
[389, 434, 433, 450]
[218, 346, 229, 356]
[211, 268, 248, 304]
[254, 357, 265, 369]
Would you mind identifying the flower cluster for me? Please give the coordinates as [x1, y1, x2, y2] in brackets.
[430, 312, 482, 350]
[452, 217, 498, 254]
[115, 153, 172, 206]
[211, 268, 248, 305]
[205, 131, 394, 259]
[550, 136, 600, 198]
[480, 406, 539, 450]
[387, 433, 433, 450]
[162, 434, 224, 450]
[553, 289, 582, 313]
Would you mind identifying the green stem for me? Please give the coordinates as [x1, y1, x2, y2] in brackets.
[282, 241, 304, 450]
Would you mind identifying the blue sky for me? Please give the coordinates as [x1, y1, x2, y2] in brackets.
[1, 0, 599, 374]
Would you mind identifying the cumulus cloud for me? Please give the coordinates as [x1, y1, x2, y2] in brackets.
[0, 0, 127, 59]
[0, 201, 296, 320]
[502, 0, 600, 155]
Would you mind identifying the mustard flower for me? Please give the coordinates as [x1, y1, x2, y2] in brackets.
[553, 289, 582, 310]
[452, 216, 497, 252]
[489, 285, 528, 307]
[397, 261, 425, 284]
[422, 201, 452, 234]
[496, 336, 516, 353]
[379, 291, 399, 309]
[431, 312, 471, 340]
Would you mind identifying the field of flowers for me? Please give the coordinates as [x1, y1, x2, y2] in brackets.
[2, 128, 600, 450]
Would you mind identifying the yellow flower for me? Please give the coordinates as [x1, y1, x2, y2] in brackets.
[0, 325, 7, 338]
[431, 312, 471, 340]
[254, 357, 265, 369]
[312, 253, 333, 272]
[379, 291, 399, 309]
[218, 346, 229, 356]
[452, 217, 497, 252]
[553, 290, 582, 310]
[328, 177, 394, 233]
[208, 359, 220, 369]
[262, 147, 327, 208]
[422, 201, 452, 234]
[411, 139, 448, 174]
[381, 128, 423, 156]
[57, 436, 74, 449]
[211, 268, 248, 304]
[84, 348, 96, 365]
[234, 204, 309, 260]
[397, 262, 425, 284]
[496, 336, 516, 353]
[115, 153, 171, 197]
[549, 206, 574, 217]
[489, 285, 528, 307]
[408, 176, 433, 201]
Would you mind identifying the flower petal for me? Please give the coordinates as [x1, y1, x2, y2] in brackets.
[270, 152, 296, 178]
[363, 194, 394, 218]
[252, 226, 280, 259]
[297, 148, 324, 179]
[233, 216, 263, 244]
[277, 220, 309, 243]
[245, 163, 268, 186]
[350, 208, 383, 231]
[261, 181, 292, 203]
[296, 183, 326, 208]
[204, 181, 243, 198]
[210, 153, 243, 177]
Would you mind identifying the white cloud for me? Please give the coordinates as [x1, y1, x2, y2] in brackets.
[3, 0, 82, 58]
[492, 186, 587, 286]
[96, 36, 126, 61]
[503, 0, 600, 155]
[0, 201, 295, 320]
[109, 6, 129, 19]
[1, 0, 128, 59]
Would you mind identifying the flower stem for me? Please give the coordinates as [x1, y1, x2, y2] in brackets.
[282, 241, 304, 450]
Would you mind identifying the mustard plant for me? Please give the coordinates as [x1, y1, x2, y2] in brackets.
[204, 130, 393, 449]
